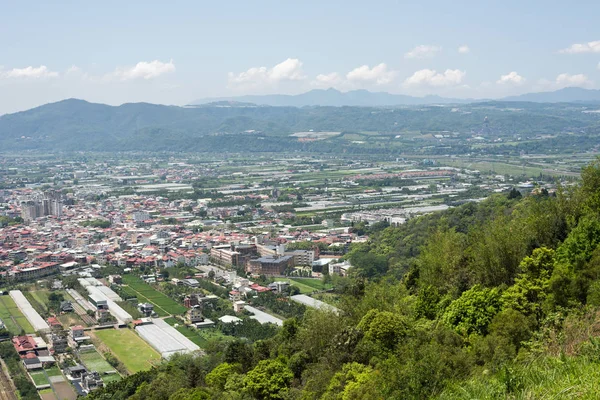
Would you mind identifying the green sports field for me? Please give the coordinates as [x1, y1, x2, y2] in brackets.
[0, 295, 35, 334]
[94, 328, 161, 373]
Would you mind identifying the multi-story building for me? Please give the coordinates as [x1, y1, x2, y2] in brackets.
[210, 245, 240, 266]
[286, 249, 315, 266]
[246, 255, 294, 276]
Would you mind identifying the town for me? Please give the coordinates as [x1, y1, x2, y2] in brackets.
[0, 152, 580, 399]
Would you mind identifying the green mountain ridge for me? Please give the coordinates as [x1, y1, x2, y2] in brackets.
[1, 98, 600, 152]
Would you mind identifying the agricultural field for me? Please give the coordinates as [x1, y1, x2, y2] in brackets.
[277, 278, 333, 294]
[0, 295, 35, 334]
[289, 278, 333, 291]
[94, 328, 161, 373]
[163, 317, 230, 348]
[57, 312, 86, 328]
[29, 371, 50, 387]
[39, 388, 54, 400]
[44, 366, 62, 377]
[79, 350, 121, 383]
[121, 275, 187, 316]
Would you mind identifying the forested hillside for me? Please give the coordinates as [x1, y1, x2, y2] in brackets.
[2, 99, 600, 152]
[88, 159, 600, 399]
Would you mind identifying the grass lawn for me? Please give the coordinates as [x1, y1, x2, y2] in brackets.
[29, 371, 50, 386]
[44, 366, 62, 377]
[58, 312, 86, 328]
[121, 275, 187, 316]
[102, 374, 122, 384]
[0, 295, 35, 334]
[79, 350, 117, 374]
[30, 290, 51, 311]
[277, 279, 316, 294]
[94, 328, 161, 373]
[290, 278, 332, 291]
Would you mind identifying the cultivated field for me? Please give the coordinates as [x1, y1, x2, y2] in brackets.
[290, 278, 333, 291]
[79, 350, 121, 383]
[28, 371, 50, 387]
[94, 328, 161, 373]
[121, 275, 187, 316]
[79, 349, 119, 376]
[163, 317, 230, 348]
[0, 295, 35, 334]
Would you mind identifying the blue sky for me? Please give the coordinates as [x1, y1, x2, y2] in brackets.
[1, 0, 600, 113]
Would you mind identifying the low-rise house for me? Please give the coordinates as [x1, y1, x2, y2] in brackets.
[66, 364, 87, 379]
[50, 334, 68, 353]
[23, 356, 42, 370]
[81, 371, 104, 392]
[186, 305, 204, 324]
[60, 301, 74, 312]
[233, 300, 246, 313]
[71, 326, 86, 340]
[138, 303, 154, 317]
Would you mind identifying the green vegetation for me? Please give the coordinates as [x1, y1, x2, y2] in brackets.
[0, 342, 38, 399]
[289, 278, 333, 291]
[82, 158, 600, 399]
[29, 371, 50, 386]
[44, 366, 62, 377]
[0, 295, 35, 334]
[80, 349, 120, 374]
[121, 275, 187, 316]
[4, 99, 600, 156]
[80, 219, 111, 228]
[94, 329, 161, 373]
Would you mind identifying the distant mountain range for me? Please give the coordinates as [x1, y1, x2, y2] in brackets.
[191, 87, 600, 107]
[501, 87, 600, 103]
[191, 88, 473, 107]
[1, 94, 599, 152]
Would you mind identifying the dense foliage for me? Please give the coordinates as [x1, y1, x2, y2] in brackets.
[88, 159, 600, 399]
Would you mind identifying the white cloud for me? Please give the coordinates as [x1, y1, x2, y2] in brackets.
[497, 71, 525, 85]
[458, 45, 470, 54]
[403, 69, 466, 87]
[555, 73, 592, 87]
[112, 59, 175, 80]
[311, 72, 343, 87]
[559, 40, 600, 54]
[66, 65, 81, 74]
[346, 63, 396, 85]
[2, 65, 59, 79]
[269, 58, 305, 81]
[404, 45, 442, 59]
[228, 58, 305, 88]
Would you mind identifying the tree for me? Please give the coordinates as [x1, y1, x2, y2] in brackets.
[322, 362, 378, 400]
[418, 228, 469, 295]
[501, 247, 554, 321]
[358, 309, 409, 350]
[442, 285, 501, 336]
[206, 363, 242, 391]
[507, 188, 522, 199]
[243, 359, 293, 400]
